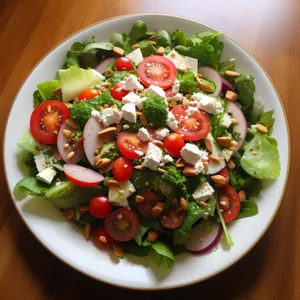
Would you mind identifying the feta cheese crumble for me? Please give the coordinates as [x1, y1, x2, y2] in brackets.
[180, 143, 208, 165]
[122, 103, 136, 123]
[126, 48, 144, 65]
[145, 85, 166, 98]
[143, 142, 163, 170]
[155, 128, 170, 141]
[192, 182, 215, 202]
[172, 79, 180, 94]
[192, 93, 224, 115]
[166, 111, 178, 131]
[138, 127, 150, 142]
[36, 167, 56, 185]
[101, 107, 122, 126]
[123, 74, 144, 91]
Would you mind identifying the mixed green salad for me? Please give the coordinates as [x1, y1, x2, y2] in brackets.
[14, 20, 280, 268]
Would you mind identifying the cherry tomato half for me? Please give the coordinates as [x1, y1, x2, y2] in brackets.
[110, 82, 129, 101]
[112, 157, 134, 182]
[159, 205, 186, 229]
[218, 185, 241, 223]
[115, 57, 134, 71]
[93, 227, 114, 249]
[163, 133, 185, 158]
[136, 191, 160, 218]
[30, 100, 70, 144]
[89, 196, 112, 219]
[117, 132, 148, 160]
[78, 88, 100, 102]
[138, 55, 177, 89]
[171, 105, 210, 141]
[217, 168, 230, 185]
[105, 208, 140, 242]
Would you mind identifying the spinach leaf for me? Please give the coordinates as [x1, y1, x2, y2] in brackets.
[123, 241, 150, 257]
[45, 181, 75, 198]
[151, 30, 172, 47]
[151, 241, 174, 268]
[33, 90, 44, 107]
[218, 59, 236, 77]
[171, 29, 187, 47]
[110, 32, 124, 48]
[136, 40, 157, 57]
[129, 20, 147, 45]
[259, 110, 275, 131]
[108, 70, 137, 85]
[14, 176, 49, 196]
[236, 200, 258, 219]
[134, 224, 149, 246]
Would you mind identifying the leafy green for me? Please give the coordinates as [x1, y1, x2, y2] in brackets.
[37, 80, 60, 100]
[84, 42, 113, 52]
[134, 225, 149, 246]
[151, 30, 172, 47]
[14, 176, 49, 196]
[141, 95, 168, 127]
[218, 60, 236, 77]
[243, 177, 262, 200]
[248, 96, 264, 124]
[173, 202, 204, 245]
[234, 74, 256, 113]
[17, 131, 40, 155]
[89, 92, 122, 110]
[139, 215, 171, 235]
[129, 20, 147, 45]
[175, 32, 223, 69]
[108, 70, 137, 85]
[236, 200, 259, 219]
[130, 170, 161, 191]
[228, 169, 246, 190]
[216, 201, 234, 247]
[177, 70, 198, 94]
[136, 40, 157, 57]
[259, 110, 275, 131]
[19, 152, 38, 176]
[100, 141, 120, 160]
[123, 241, 150, 257]
[70, 101, 94, 126]
[162, 166, 187, 193]
[241, 133, 280, 179]
[122, 119, 143, 132]
[151, 241, 174, 268]
[33, 90, 44, 107]
[205, 193, 217, 216]
[210, 113, 226, 139]
[110, 32, 124, 48]
[45, 181, 75, 198]
[171, 29, 186, 47]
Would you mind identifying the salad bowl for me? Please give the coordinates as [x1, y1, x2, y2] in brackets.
[3, 13, 290, 289]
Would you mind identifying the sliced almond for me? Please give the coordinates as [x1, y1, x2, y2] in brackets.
[152, 140, 163, 148]
[227, 160, 235, 170]
[139, 115, 147, 126]
[147, 40, 157, 45]
[99, 163, 113, 174]
[136, 111, 143, 116]
[225, 70, 240, 77]
[84, 223, 91, 240]
[199, 201, 207, 207]
[229, 140, 238, 151]
[225, 90, 238, 102]
[53, 87, 62, 96]
[132, 44, 141, 49]
[180, 197, 188, 211]
[252, 151, 258, 156]
[183, 165, 197, 176]
[105, 178, 120, 188]
[256, 124, 268, 133]
[209, 154, 221, 163]
[176, 158, 186, 168]
[135, 195, 145, 203]
[65, 118, 80, 129]
[134, 164, 144, 170]
[116, 122, 122, 134]
[98, 126, 117, 142]
[156, 47, 165, 55]
[112, 46, 124, 57]
[63, 208, 75, 220]
[96, 158, 112, 169]
[238, 190, 246, 202]
[147, 231, 159, 243]
[195, 76, 214, 93]
[151, 202, 164, 218]
[157, 168, 166, 174]
[210, 175, 226, 186]
[99, 236, 107, 244]
[231, 118, 239, 125]
[113, 243, 124, 258]
[216, 136, 232, 148]
[204, 138, 213, 152]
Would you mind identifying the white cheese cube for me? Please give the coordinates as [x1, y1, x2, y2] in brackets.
[172, 79, 180, 94]
[220, 113, 232, 128]
[145, 85, 166, 98]
[122, 92, 142, 108]
[108, 180, 136, 207]
[155, 128, 170, 141]
[166, 50, 184, 68]
[138, 127, 150, 142]
[180, 143, 208, 165]
[126, 48, 144, 65]
[183, 56, 198, 74]
[101, 107, 122, 126]
[123, 74, 144, 91]
[36, 167, 56, 185]
[122, 103, 136, 123]
[192, 182, 215, 202]
[166, 111, 178, 131]
[196, 93, 224, 115]
[143, 142, 163, 170]
[34, 152, 47, 172]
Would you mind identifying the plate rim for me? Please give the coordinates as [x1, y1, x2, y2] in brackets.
[2, 12, 291, 290]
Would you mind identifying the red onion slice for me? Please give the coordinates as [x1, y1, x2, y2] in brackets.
[95, 57, 116, 74]
[198, 66, 222, 97]
[221, 77, 236, 94]
[226, 102, 248, 154]
[187, 221, 222, 254]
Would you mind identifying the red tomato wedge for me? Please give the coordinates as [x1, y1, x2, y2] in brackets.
[110, 82, 129, 101]
[163, 133, 185, 158]
[136, 191, 160, 218]
[105, 208, 140, 242]
[78, 88, 100, 102]
[93, 227, 114, 249]
[217, 168, 230, 185]
[115, 57, 134, 71]
[138, 55, 176, 89]
[171, 105, 210, 141]
[63, 164, 104, 187]
[30, 100, 70, 144]
[117, 132, 148, 160]
[160, 205, 186, 229]
[218, 185, 241, 223]
[112, 157, 134, 182]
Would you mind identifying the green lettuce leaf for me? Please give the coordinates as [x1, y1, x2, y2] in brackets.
[14, 176, 49, 196]
[37, 80, 60, 100]
[236, 200, 258, 219]
[45, 181, 75, 198]
[218, 59, 236, 77]
[151, 241, 174, 268]
[259, 109, 275, 131]
[17, 131, 40, 155]
[134, 224, 149, 246]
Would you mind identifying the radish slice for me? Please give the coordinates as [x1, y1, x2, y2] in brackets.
[186, 220, 222, 254]
[64, 164, 104, 187]
[198, 67, 222, 97]
[221, 77, 236, 94]
[95, 57, 116, 74]
[83, 116, 104, 166]
[226, 102, 247, 155]
[57, 122, 84, 164]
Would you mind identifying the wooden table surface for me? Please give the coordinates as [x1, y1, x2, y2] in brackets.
[0, 0, 298, 299]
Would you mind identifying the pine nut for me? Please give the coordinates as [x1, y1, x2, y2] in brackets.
[256, 124, 268, 133]
[157, 168, 166, 173]
[112, 46, 124, 57]
[134, 164, 144, 170]
[225, 90, 238, 102]
[63, 129, 72, 138]
[65, 119, 80, 129]
[231, 118, 239, 125]
[227, 160, 235, 170]
[199, 201, 207, 207]
[180, 197, 188, 211]
[157, 47, 165, 55]
[151, 202, 164, 217]
[113, 243, 124, 258]
[66, 151, 75, 160]
[176, 158, 186, 168]
[135, 195, 145, 203]
[204, 138, 212, 152]
[99, 236, 107, 243]
[132, 44, 141, 49]
[95, 158, 112, 168]
[105, 178, 120, 188]
[147, 231, 159, 243]
[209, 154, 221, 163]
[225, 70, 240, 77]
[216, 136, 232, 148]
[64, 143, 69, 149]
[210, 174, 226, 186]
[238, 190, 246, 202]
[183, 165, 197, 176]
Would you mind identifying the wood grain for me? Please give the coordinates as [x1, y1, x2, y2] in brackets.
[0, 0, 298, 299]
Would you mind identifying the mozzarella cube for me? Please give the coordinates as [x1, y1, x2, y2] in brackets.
[123, 74, 144, 91]
[195, 93, 224, 115]
[183, 56, 198, 74]
[180, 143, 208, 165]
[138, 127, 150, 142]
[166, 50, 184, 68]
[155, 128, 170, 141]
[220, 113, 232, 128]
[36, 167, 56, 185]
[34, 152, 47, 172]
[122, 103, 136, 123]
[145, 85, 166, 98]
[101, 107, 122, 126]
[166, 111, 178, 131]
[192, 182, 215, 202]
[108, 180, 136, 207]
[126, 48, 144, 65]
[172, 79, 180, 94]
[143, 142, 163, 170]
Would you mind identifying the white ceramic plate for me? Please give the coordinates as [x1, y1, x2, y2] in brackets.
[4, 14, 290, 290]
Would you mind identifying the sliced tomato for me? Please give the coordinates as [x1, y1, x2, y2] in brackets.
[78, 88, 100, 102]
[163, 133, 185, 158]
[117, 132, 148, 160]
[136, 191, 160, 218]
[112, 157, 134, 182]
[218, 185, 241, 223]
[93, 227, 114, 249]
[30, 100, 70, 144]
[105, 208, 140, 242]
[159, 206, 186, 229]
[217, 168, 230, 185]
[89, 196, 112, 219]
[115, 57, 134, 71]
[138, 55, 176, 89]
[171, 105, 210, 141]
[110, 82, 129, 101]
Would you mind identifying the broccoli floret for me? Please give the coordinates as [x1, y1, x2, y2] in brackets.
[70, 101, 94, 126]
[141, 95, 168, 127]
[162, 166, 187, 189]
[89, 92, 122, 110]
[177, 70, 198, 94]
[108, 70, 137, 85]
[123, 119, 143, 132]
